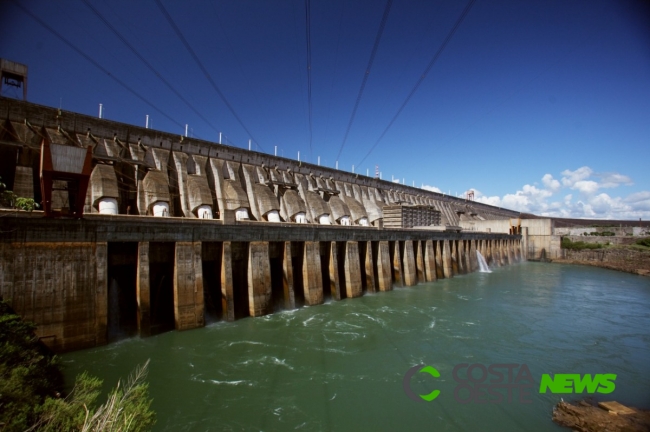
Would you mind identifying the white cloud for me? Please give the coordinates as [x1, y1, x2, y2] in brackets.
[573, 180, 599, 194]
[542, 174, 560, 191]
[598, 172, 633, 188]
[561, 166, 592, 187]
[471, 166, 649, 219]
[421, 184, 442, 193]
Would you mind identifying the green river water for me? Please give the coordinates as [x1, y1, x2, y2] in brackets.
[63, 262, 650, 431]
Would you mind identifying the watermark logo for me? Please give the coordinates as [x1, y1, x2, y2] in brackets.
[403, 364, 617, 403]
[402, 364, 441, 402]
[539, 374, 616, 394]
[452, 363, 534, 404]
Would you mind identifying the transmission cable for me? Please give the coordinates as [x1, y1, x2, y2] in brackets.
[336, 0, 393, 162]
[154, 0, 264, 152]
[81, 0, 222, 138]
[10, 1, 185, 131]
[357, 0, 477, 167]
[305, 0, 313, 159]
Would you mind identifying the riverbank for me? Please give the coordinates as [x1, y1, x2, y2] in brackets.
[552, 246, 650, 276]
[553, 399, 650, 432]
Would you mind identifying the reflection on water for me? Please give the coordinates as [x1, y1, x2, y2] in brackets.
[63, 262, 650, 432]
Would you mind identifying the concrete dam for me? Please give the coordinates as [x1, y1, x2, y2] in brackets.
[0, 97, 524, 352]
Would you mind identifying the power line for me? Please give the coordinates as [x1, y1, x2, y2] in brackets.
[81, 0, 221, 138]
[336, 0, 393, 162]
[9, 0, 187, 130]
[358, 0, 477, 167]
[305, 0, 313, 159]
[153, 0, 264, 152]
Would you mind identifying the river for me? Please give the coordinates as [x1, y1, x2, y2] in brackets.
[63, 262, 650, 431]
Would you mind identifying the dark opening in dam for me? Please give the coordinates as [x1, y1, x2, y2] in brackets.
[107, 242, 138, 342]
[149, 242, 175, 335]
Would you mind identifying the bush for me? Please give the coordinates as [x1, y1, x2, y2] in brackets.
[561, 237, 604, 250]
[0, 176, 39, 211]
[0, 301, 63, 431]
[636, 238, 650, 248]
[0, 301, 155, 432]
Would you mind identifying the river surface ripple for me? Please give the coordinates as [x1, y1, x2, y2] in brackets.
[63, 262, 650, 431]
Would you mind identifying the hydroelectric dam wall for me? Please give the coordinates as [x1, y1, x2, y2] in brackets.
[0, 97, 523, 352]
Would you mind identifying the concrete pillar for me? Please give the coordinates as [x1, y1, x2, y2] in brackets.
[342, 241, 363, 298]
[95, 242, 108, 345]
[521, 227, 528, 261]
[392, 241, 404, 286]
[461, 240, 470, 274]
[302, 241, 324, 305]
[435, 241, 444, 279]
[282, 242, 296, 309]
[457, 240, 466, 275]
[221, 241, 235, 322]
[486, 239, 494, 266]
[174, 242, 205, 330]
[327, 241, 342, 300]
[451, 240, 459, 276]
[513, 239, 520, 262]
[423, 240, 436, 282]
[247, 241, 272, 317]
[501, 240, 508, 266]
[415, 241, 426, 283]
[363, 241, 377, 293]
[375, 241, 392, 292]
[469, 239, 478, 273]
[136, 241, 151, 336]
[403, 240, 418, 286]
[493, 240, 501, 267]
[442, 240, 453, 279]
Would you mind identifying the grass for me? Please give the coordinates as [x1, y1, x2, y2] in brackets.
[561, 237, 606, 250]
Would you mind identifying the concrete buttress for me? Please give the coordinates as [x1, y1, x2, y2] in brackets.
[402, 240, 418, 286]
[342, 241, 363, 298]
[415, 241, 426, 283]
[443, 240, 453, 279]
[247, 241, 272, 316]
[326, 241, 342, 300]
[435, 241, 444, 279]
[174, 242, 205, 330]
[137, 242, 151, 337]
[302, 241, 323, 305]
[392, 241, 404, 286]
[424, 240, 437, 282]
[375, 241, 392, 292]
[282, 242, 296, 309]
[221, 241, 235, 321]
[363, 241, 377, 293]
[95, 242, 108, 346]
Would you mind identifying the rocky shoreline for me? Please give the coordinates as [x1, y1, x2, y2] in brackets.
[553, 399, 650, 432]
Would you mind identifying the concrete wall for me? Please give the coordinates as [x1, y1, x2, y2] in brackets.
[0, 211, 522, 352]
[0, 97, 519, 226]
[555, 227, 650, 237]
[460, 219, 556, 260]
[563, 235, 639, 246]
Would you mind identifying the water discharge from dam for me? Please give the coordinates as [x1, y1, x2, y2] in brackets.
[476, 250, 491, 273]
[63, 263, 650, 431]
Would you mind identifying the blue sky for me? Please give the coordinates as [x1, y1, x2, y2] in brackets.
[1, 0, 648, 219]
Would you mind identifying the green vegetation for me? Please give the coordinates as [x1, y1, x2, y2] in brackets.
[635, 238, 650, 248]
[0, 176, 39, 211]
[561, 237, 605, 250]
[0, 301, 155, 431]
[582, 231, 615, 236]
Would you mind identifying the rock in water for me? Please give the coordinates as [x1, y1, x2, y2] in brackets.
[552, 400, 650, 432]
